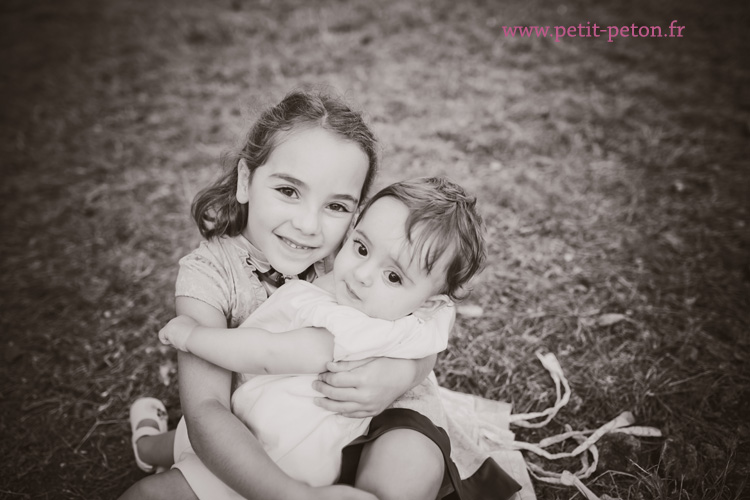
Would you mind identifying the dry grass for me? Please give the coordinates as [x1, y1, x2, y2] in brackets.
[1, 0, 748, 498]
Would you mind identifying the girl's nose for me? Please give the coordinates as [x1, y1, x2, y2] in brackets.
[291, 208, 320, 236]
[353, 262, 373, 287]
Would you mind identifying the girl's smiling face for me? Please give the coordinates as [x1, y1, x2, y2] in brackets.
[237, 126, 369, 276]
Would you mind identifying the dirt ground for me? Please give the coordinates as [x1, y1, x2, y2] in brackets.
[1, 0, 748, 498]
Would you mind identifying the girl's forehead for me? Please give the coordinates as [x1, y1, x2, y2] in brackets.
[270, 127, 353, 158]
[259, 127, 368, 198]
[359, 197, 408, 225]
[356, 198, 412, 251]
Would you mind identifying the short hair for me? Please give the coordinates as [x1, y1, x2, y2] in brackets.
[356, 177, 486, 300]
[192, 89, 378, 239]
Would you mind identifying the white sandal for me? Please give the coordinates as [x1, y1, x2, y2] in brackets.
[130, 397, 168, 473]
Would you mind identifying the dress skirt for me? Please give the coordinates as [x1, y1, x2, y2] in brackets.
[338, 408, 522, 500]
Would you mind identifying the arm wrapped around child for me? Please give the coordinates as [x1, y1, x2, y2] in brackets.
[159, 279, 454, 375]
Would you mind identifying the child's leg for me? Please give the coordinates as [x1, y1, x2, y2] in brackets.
[118, 469, 198, 500]
[354, 429, 444, 500]
[136, 427, 176, 469]
[130, 397, 174, 471]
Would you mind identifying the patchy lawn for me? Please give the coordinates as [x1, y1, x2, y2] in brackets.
[1, 0, 747, 498]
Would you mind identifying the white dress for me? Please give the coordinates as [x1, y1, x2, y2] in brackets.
[173, 277, 454, 498]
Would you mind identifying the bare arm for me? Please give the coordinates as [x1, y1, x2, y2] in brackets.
[162, 314, 334, 374]
[313, 354, 437, 418]
[411, 354, 438, 386]
[175, 297, 314, 500]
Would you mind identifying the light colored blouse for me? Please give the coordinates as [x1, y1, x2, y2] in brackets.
[231, 279, 454, 485]
[174, 234, 447, 424]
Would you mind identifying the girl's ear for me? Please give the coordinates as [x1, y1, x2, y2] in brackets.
[413, 294, 451, 320]
[236, 159, 251, 204]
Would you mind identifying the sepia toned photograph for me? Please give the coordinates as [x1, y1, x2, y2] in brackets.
[1, 0, 747, 498]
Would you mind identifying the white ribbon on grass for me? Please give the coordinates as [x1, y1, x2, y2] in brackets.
[509, 352, 570, 428]
[493, 352, 662, 500]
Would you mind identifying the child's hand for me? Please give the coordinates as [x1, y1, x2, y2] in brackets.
[158, 315, 199, 352]
[312, 358, 416, 418]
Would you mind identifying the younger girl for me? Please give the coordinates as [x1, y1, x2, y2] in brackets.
[120, 90, 450, 500]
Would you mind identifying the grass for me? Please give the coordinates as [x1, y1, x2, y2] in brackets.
[1, 0, 748, 498]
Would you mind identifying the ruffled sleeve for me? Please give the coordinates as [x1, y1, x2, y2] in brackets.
[176, 241, 233, 315]
[175, 238, 268, 327]
[290, 283, 454, 361]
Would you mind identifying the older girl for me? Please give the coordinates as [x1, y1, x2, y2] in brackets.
[120, 90, 448, 500]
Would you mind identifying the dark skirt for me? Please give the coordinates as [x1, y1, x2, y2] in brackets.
[338, 408, 522, 500]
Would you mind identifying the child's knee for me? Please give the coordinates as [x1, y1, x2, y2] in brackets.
[355, 429, 444, 500]
[124, 470, 198, 500]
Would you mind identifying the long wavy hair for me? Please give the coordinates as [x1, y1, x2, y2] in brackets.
[192, 90, 379, 239]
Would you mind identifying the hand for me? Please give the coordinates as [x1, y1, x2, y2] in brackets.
[311, 358, 418, 418]
[158, 315, 199, 351]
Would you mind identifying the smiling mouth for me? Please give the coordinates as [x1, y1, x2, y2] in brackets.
[278, 235, 315, 251]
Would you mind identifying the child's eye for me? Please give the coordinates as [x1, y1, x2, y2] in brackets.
[328, 203, 351, 213]
[354, 239, 368, 256]
[276, 187, 298, 198]
[386, 271, 402, 284]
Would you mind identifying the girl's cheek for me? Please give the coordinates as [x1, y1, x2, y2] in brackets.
[328, 217, 353, 245]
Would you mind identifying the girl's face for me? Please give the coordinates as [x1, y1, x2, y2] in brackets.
[332, 197, 449, 321]
[237, 127, 369, 276]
